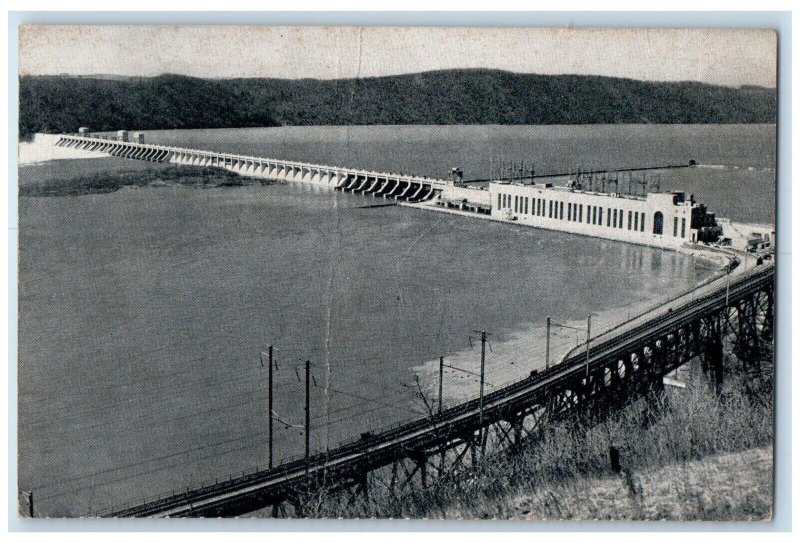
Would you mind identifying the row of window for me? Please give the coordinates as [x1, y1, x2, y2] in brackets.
[497, 192, 650, 233]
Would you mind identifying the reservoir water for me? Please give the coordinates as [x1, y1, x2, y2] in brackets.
[17, 124, 775, 516]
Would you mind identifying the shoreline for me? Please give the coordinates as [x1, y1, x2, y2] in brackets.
[411, 244, 729, 408]
[18, 136, 107, 165]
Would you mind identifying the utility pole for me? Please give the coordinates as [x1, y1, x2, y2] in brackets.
[438, 356, 444, 415]
[267, 346, 274, 469]
[723, 256, 732, 344]
[585, 315, 592, 377]
[438, 355, 446, 475]
[475, 330, 489, 459]
[545, 317, 551, 370]
[305, 359, 311, 479]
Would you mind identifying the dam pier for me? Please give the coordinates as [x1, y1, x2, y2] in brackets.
[54, 134, 443, 203]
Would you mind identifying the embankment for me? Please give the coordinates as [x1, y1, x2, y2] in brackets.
[296, 345, 774, 520]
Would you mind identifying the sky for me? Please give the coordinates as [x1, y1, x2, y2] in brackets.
[19, 26, 777, 88]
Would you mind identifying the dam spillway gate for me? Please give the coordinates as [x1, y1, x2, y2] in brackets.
[54, 134, 442, 203]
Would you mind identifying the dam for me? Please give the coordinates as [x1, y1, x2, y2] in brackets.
[51, 132, 773, 252]
[53, 133, 443, 203]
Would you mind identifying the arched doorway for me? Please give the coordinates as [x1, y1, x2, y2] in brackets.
[653, 211, 664, 235]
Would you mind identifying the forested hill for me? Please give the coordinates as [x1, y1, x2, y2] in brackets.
[19, 70, 776, 137]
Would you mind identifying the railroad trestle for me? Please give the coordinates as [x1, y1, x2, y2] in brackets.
[101, 260, 773, 518]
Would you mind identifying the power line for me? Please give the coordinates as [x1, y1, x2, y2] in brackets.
[313, 382, 420, 416]
[33, 425, 273, 496]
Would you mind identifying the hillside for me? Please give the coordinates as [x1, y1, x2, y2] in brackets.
[19, 70, 776, 138]
[281, 364, 773, 520]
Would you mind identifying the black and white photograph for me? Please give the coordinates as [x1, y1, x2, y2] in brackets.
[14, 22, 779, 522]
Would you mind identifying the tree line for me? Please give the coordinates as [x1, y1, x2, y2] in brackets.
[19, 70, 776, 138]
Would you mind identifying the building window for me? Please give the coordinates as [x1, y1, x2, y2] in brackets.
[548, 200, 552, 218]
[567, 203, 572, 221]
[607, 208, 611, 227]
[673, 216, 679, 237]
[559, 201, 564, 220]
[653, 212, 664, 235]
[578, 204, 583, 222]
[524, 197, 529, 215]
[593, 206, 598, 225]
[612, 209, 617, 228]
[681, 217, 686, 238]
[640, 213, 646, 231]
[619, 210, 624, 228]
[628, 211, 633, 230]
[634, 212, 639, 231]
[598, 207, 603, 226]
[514, 195, 518, 213]
[497, 194, 502, 208]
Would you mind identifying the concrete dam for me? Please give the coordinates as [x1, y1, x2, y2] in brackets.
[52, 132, 774, 252]
[54, 134, 443, 203]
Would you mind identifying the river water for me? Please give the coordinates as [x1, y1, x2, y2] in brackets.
[17, 124, 775, 516]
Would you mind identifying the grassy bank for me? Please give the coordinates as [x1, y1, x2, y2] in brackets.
[508, 446, 772, 521]
[19, 166, 272, 197]
[295, 350, 773, 520]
